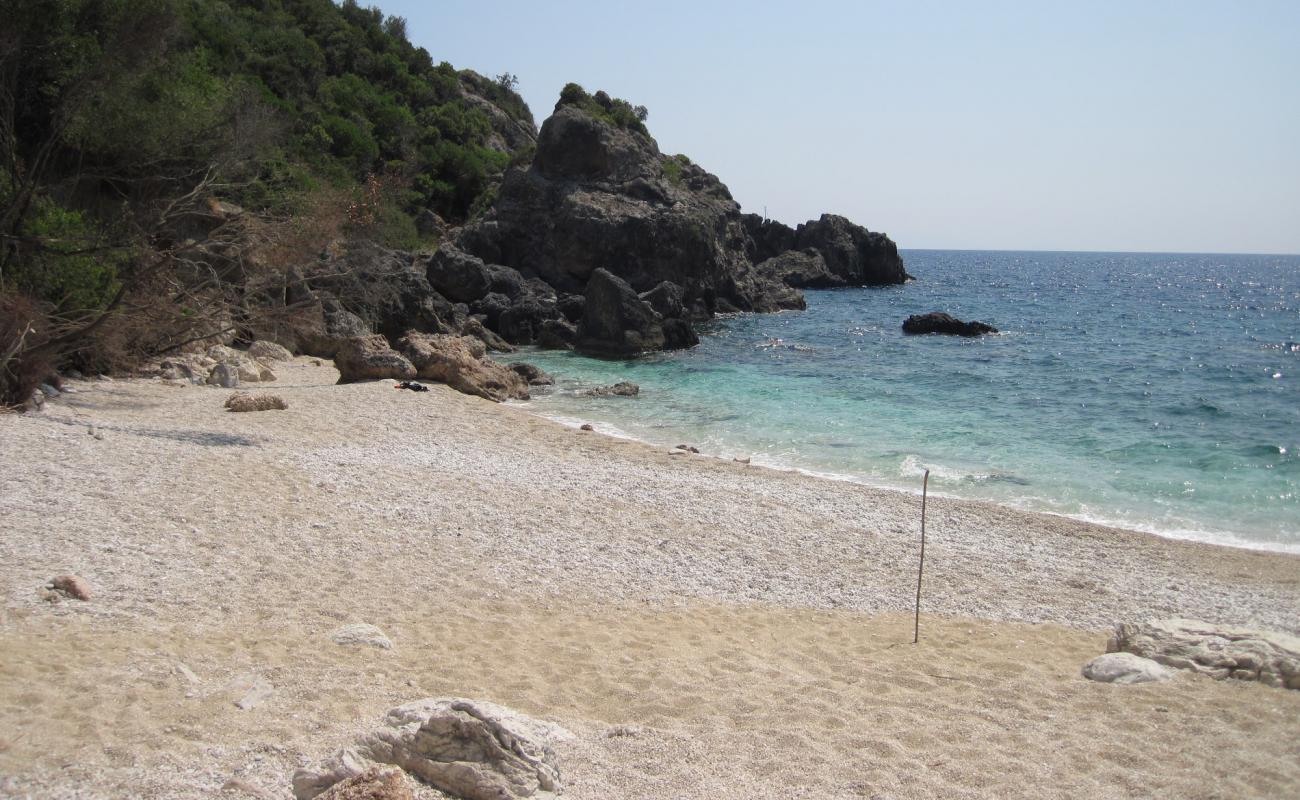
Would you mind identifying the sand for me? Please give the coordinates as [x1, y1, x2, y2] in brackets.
[1, 360, 1298, 799]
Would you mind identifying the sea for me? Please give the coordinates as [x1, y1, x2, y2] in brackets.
[511, 250, 1300, 554]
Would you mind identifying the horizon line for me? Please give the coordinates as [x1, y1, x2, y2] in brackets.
[898, 246, 1300, 258]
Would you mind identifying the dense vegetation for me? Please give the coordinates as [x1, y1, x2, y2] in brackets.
[0, 0, 534, 404]
[555, 83, 649, 136]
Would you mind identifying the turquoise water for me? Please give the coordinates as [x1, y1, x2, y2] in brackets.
[512, 250, 1300, 553]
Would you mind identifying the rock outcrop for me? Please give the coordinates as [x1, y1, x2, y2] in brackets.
[575, 269, 666, 356]
[293, 698, 570, 800]
[1109, 619, 1300, 689]
[437, 89, 904, 354]
[257, 87, 906, 365]
[508, 363, 554, 385]
[398, 333, 528, 402]
[902, 312, 998, 337]
[334, 336, 417, 383]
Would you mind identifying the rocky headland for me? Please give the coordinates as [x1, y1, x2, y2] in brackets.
[257, 86, 906, 385]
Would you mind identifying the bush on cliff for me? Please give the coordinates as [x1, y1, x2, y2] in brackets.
[555, 83, 650, 137]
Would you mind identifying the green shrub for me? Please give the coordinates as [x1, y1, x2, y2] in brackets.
[554, 82, 650, 136]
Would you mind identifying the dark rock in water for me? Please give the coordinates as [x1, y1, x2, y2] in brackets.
[674, 444, 701, 454]
[791, 214, 908, 286]
[575, 269, 665, 356]
[639, 281, 699, 349]
[508, 362, 554, 386]
[754, 249, 839, 289]
[902, 312, 998, 337]
[580, 423, 594, 431]
[334, 335, 417, 383]
[583, 381, 640, 397]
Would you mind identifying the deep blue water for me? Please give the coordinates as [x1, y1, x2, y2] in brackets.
[514, 250, 1300, 553]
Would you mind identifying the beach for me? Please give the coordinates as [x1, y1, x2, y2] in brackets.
[2, 360, 1298, 799]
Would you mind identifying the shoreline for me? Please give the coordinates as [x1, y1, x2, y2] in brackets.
[515, 401, 1300, 559]
[2, 361, 1298, 798]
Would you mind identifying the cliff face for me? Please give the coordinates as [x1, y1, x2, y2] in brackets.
[452, 104, 804, 319]
[299, 91, 908, 359]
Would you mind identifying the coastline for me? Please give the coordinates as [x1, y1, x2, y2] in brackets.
[517, 401, 1300, 558]
[2, 360, 1298, 798]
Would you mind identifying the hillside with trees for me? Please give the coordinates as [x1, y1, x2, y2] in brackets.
[1, 0, 534, 404]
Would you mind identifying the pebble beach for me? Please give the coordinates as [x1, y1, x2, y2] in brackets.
[2, 360, 1298, 799]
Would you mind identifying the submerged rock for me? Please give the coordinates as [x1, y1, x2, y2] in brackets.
[902, 312, 998, 337]
[508, 362, 554, 385]
[583, 381, 640, 397]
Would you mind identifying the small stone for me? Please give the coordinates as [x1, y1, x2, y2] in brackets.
[674, 444, 700, 454]
[175, 662, 200, 686]
[579, 424, 594, 431]
[733, 456, 751, 464]
[24, 389, 44, 413]
[1082, 652, 1173, 684]
[331, 623, 393, 650]
[39, 383, 61, 398]
[49, 574, 91, 601]
[230, 674, 274, 709]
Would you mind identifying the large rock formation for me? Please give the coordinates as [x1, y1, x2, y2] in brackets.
[440, 87, 904, 351]
[575, 268, 666, 356]
[293, 698, 570, 800]
[334, 335, 416, 383]
[1109, 619, 1300, 689]
[264, 86, 907, 373]
[398, 332, 529, 402]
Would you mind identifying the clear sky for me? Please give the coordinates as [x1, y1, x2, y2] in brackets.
[378, 0, 1299, 254]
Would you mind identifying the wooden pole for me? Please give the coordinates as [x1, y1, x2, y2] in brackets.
[913, 468, 930, 645]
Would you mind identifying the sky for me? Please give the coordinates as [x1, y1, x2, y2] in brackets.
[378, 0, 1300, 254]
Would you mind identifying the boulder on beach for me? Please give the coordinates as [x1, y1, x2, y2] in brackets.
[399, 332, 529, 402]
[293, 697, 571, 800]
[334, 336, 417, 384]
[248, 340, 293, 362]
[902, 312, 998, 337]
[48, 574, 92, 601]
[1081, 652, 1173, 685]
[1109, 618, 1300, 689]
[224, 392, 288, 412]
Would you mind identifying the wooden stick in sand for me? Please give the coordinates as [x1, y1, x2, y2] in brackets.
[913, 468, 930, 645]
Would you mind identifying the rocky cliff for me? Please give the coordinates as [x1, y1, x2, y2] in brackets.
[286, 87, 908, 360]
